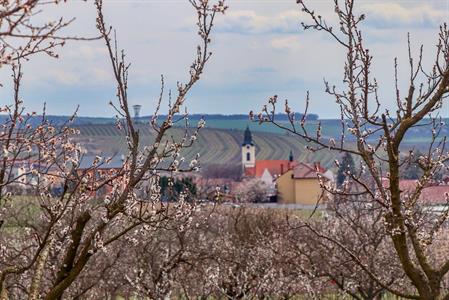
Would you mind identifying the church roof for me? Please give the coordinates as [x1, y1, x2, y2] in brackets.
[242, 126, 253, 146]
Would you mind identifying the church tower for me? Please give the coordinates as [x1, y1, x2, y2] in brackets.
[242, 126, 256, 169]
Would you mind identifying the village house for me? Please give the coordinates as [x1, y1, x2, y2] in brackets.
[5, 160, 40, 195]
[75, 154, 125, 197]
[384, 179, 449, 213]
[241, 126, 333, 205]
[276, 162, 333, 205]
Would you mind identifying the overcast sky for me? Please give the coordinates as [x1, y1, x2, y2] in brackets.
[0, 0, 448, 119]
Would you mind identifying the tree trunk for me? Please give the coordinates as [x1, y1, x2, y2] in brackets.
[0, 285, 8, 300]
[28, 236, 54, 300]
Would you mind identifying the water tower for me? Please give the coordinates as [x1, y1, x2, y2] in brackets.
[132, 104, 142, 122]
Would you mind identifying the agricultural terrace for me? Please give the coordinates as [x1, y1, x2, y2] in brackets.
[72, 124, 338, 168]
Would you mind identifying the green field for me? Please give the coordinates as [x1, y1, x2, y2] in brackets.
[73, 114, 445, 169]
[188, 117, 346, 138]
[194, 117, 448, 148]
[2, 113, 444, 147]
[74, 124, 338, 168]
[177, 117, 444, 149]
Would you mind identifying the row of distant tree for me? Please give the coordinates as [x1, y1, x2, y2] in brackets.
[159, 113, 320, 121]
[0, 113, 320, 127]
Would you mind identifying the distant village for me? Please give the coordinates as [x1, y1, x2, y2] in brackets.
[7, 111, 449, 212]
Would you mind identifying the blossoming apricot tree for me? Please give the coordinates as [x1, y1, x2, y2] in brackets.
[0, 0, 226, 299]
[256, 0, 449, 298]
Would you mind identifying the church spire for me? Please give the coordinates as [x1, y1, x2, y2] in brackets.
[242, 126, 256, 170]
[242, 125, 253, 146]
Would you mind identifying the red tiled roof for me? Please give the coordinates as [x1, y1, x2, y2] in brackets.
[418, 185, 449, 205]
[399, 180, 419, 191]
[293, 162, 326, 179]
[245, 167, 256, 177]
[244, 160, 296, 178]
[383, 179, 449, 205]
[381, 178, 419, 191]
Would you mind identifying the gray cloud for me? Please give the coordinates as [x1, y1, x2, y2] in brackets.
[0, 1, 446, 119]
[216, 9, 300, 35]
[361, 2, 447, 28]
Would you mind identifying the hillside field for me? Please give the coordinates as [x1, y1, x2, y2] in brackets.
[74, 124, 338, 169]
[2, 113, 444, 148]
[189, 117, 449, 146]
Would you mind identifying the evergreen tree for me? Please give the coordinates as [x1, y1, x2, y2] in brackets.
[401, 151, 424, 180]
[337, 152, 356, 187]
[159, 176, 197, 201]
